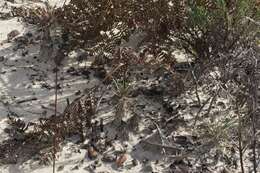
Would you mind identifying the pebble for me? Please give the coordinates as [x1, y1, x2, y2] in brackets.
[87, 146, 98, 160]
[7, 30, 20, 41]
[102, 154, 116, 163]
[57, 165, 64, 171]
[0, 56, 5, 62]
[75, 90, 81, 96]
[71, 165, 79, 170]
[116, 153, 127, 167]
[94, 67, 107, 79]
[132, 159, 138, 166]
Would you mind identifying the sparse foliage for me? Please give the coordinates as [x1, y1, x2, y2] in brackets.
[2, 0, 260, 172]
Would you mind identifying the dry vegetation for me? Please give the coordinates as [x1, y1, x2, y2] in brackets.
[0, 0, 260, 172]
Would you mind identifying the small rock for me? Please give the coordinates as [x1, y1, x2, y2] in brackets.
[94, 159, 102, 167]
[67, 67, 76, 73]
[25, 32, 33, 38]
[143, 85, 164, 96]
[22, 50, 29, 57]
[75, 90, 81, 96]
[57, 165, 64, 171]
[132, 159, 138, 166]
[71, 165, 79, 170]
[81, 69, 90, 78]
[116, 153, 127, 167]
[0, 56, 5, 62]
[87, 146, 98, 160]
[217, 101, 226, 109]
[102, 154, 116, 163]
[94, 67, 107, 79]
[7, 30, 20, 41]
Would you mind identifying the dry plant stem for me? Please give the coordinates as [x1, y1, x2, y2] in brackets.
[193, 88, 220, 127]
[95, 85, 109, 113]
[192, 69, 201, 106]
[248, 56, 258, 173]
[237, 104, 245, 173]
[145, 114, 167, 156]
[195, 81, 201, 105]
[188, 60, 201, 106]
[252, 112, 257, 173]
[248, 57, 258, 173]
[53, 66, 58, 173]
[141, 140, 180, 151]
[204, 88, 220, 117]
[252, 102, 257, 173]
[245, 17, 260, 26]
[193, 96, 211, 127]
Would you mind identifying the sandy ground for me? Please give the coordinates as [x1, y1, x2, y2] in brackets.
[1, 1, 259, 173]
[0, 2, 168, 172]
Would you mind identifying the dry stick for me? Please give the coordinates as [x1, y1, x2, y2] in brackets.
[245, 17, 260, 26]
[141, 140, 180, 151]
[145, 114, 167, 156]
[203, 88, 220, 117]
[193, 88, 220, 127]
[192, 96, 211, 127]
[192, 70, 201, 106]
[251, 109, 257, 173]
[248, 53, 258, 173]
[250, 80, 258, 173]
[53, 66, 58, 173]
[16, 97, 38, 104]
[237, 104, 245, 173]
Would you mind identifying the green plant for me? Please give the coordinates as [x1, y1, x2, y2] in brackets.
[112, 78, 131, 98]
[172, 0, 259, 66]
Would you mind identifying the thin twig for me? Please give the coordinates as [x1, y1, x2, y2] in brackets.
[236, 102, 245, 173]
[245, 17, 260, 26]
[141, 140, 181, 151]
[193, 96, 211, 127]
[193, 87, 220, 127]
[145, 114, 167, 156]
[53, 66, 58, 173]
[203, 88, 220, 117]
[247, 52, 258, 173]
